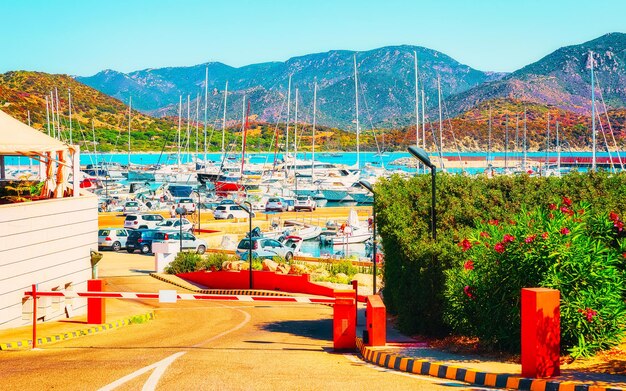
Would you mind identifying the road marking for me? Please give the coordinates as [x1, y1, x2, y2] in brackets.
[98, 305, 252, 390]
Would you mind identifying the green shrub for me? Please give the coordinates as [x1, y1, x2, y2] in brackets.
[164, 252, 204, 274]
[326, 259, 358, 277]
[444, 199, 626, 356]
[198, 252, 233, 271]
[377, 171, 626, 337]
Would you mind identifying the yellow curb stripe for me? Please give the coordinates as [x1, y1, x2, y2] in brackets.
[399, 357, 409, 371]
[445, 366, 458, 380]
[428, 363, 440, 377]
[411, 360, 423, 374]
[464, 370, 476, 384]
[484, 373, 497, 387]
[529, 379, 546, 391]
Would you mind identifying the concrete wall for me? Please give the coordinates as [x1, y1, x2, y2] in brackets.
[0, 193, 98, 329]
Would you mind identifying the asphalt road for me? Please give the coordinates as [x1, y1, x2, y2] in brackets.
[1, 261, 490, 390]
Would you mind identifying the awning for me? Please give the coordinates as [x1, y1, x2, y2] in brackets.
[0, 109, 70, 154]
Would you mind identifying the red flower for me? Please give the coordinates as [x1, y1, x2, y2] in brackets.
[488, 219, 499, 226]
[614, 221, 624, 232]
[494, 242, 505, 253]
[502, 234, 515, 243]
[579, 307, 598, 322]
[623, 252, 626, 259]
[525, 234, 537, 243]
[562, 196, 572, 206]
[609, 211, 620, 222]
[541, 232, 549, 240]
[548, 213, 555, 219]
[480, 231, 490, 238]
[459, 238, 472, 252]
[464, 260, 474, 270]
[560, 206, 574, 216]
[463, 285, 475, 299]
[548, 203, 557, 210]
[577, 209, 585, 215]
[560, 227, 570, 235]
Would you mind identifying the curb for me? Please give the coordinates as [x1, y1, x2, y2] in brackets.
[355, 338, 625, 391]
[0, 312, 155, 351]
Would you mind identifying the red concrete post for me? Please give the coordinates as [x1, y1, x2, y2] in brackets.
[333, 289, 356, 350]
[32, 284, 37, 349]
[521, 288, 560, 378]
[87, 279, 106, 324]
[366, 295, 386, 347]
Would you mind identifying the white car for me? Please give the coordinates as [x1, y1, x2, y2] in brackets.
[155, 217, 194, 232]
[153, 231, 207, 254]
[123, 200, 144, 215]
[213, 204, 255, 220]
[176, 197, 196, 214]
[294, 196, 316, 211]
[123, 213, 165, 229]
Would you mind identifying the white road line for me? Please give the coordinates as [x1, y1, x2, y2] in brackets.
[98, 305, 252, 390]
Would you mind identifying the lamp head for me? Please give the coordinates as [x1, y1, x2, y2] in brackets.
[407, 146, 434, 169]
[358, 180, 374, 194]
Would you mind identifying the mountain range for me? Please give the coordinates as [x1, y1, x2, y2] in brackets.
[76, 33, 626, 131]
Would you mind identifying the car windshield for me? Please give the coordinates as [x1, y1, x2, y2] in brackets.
[216, 206, 226, 211]
[296, 196, 307, 201]
[158, 221, 174, 227]
[126, 202, 138, 207]
[268, 198, 281, 202]
[125, 215, 137, 221]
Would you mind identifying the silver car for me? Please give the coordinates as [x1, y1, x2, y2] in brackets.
[155, 217, 194, 232]
[153, 231, 207, 254]
[98, 228, 129, 251]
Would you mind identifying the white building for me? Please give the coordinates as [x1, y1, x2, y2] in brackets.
[0, 110, 97, 329]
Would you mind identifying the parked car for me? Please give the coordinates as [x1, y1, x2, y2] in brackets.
[97, 228, 129, 251]
[155, 217, 194, 232]
[219, 199, 236, 206]
[123, 213, 165, 229]
[235, 237, 294, 261]
[123, 200, 144, 215]
[213, 204, 255, 220]
[265, 197, 288, 212]
[153, 231, 207, 254]
[176, 197, 196, 214]
[126, 229, 161, 254]
[283, 197, 296, 211]
[294, 195, 316, 212]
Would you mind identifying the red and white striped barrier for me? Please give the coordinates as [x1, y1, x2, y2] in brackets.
[24, 290, 336, 305]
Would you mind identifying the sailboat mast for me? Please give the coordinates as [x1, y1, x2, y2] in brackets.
[421, 89, 426, 150]
[186, 95, 191, 164]
[241, 95, 246, 152]
[92, 119, 98, 169]
[591, 51, 596, 171]
[55, 87, 61, 139]
[505, 114, 508, 170]
[285, 75, 291, 159]
[556, 120, 561, 174]
[545, 112, 550, 168]
[515, 114, 519, 164]
[177, 95, 182, 170]
[414, 51, 420, 149]
[222, 81, 228, 159]
[294, 88, 298, 163]
[312, 82, 317, 182]
[241, 101, 250, 176]
[195, 93, 200, 162]
[488, 105, 492, 166]
[437, 75, 443, 162]
[354, 54, 360, 170]
[204, 66, 208, 167]
[45, 96, 51, 136]
[128, 96, 132, 167]
[523, 109, 528, 171]
[68, 89, 72, 144]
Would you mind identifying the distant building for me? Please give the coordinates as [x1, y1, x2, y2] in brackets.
[0, 110, 97, 330]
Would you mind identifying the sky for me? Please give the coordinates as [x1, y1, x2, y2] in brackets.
[2, 0, 625, 76]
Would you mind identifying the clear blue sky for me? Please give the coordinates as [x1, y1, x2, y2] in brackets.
[2, 0, 624, 76]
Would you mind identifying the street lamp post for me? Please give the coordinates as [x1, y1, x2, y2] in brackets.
[175, 207, 186, 251]
[105, 175, 110, 200]
[242, 201, 253, 289]
[358, 180, 377, 295]
[196, 189, 201, 234]
[408, 146, 436, 240]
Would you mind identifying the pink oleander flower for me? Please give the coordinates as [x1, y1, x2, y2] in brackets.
[459, 238, 472, 252]
[480, 231, 490, 238]
[525, 234, 537, 243]
[578, 308, 598, 322]
[541, 232, 549, 240]
[494, 242, 505, 253]
[614, 221, 624, 232]
[464, 260, 474, 270]
[609, 211, 620, 222]
[562, 196, 572, 206]
[463, 285, 475, 299]
[560, 227, 570, 235]
[502, 234, 515, 243]
[548, 203, 557, 210]
[560, 206, 573, 216]
[488, 219, 499, 226]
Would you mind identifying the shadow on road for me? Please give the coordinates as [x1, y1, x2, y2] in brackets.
[260, 318, 332, 341]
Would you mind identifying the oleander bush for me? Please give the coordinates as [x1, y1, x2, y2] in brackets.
[164, 252, 204, 274]
[376, 170, 626, 354]
[444, 199, 626, 356]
